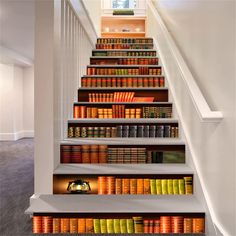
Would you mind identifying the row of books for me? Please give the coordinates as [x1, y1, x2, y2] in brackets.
[97, 38, 153, 44]
[91, 58, 158, 65]
[93, 51, 156, 57]
[96, 44, 153, 49]
[68, 125, 179, 138]
[88, 92, 138, 102]
[32, 216, 204, 234]
[87, 67, 162, 76]
[60, 145, 185, 164]
[143, 106, 172, 118]
[73, 106, 172, 119]
[97, 176, 193, 195]
[81, 77, 165, 88]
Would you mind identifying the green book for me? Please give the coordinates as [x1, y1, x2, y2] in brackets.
[100, 219, 107, 234]
[93, 219, 101, 234]
[107, 219, 114, 234]
[161, 179, 168, 194]
[179, 179, 185, 194]
[120, 219, 128, 233]
[173, 179, 179, 194]
[150, 179, 157, 194]
[152, 151, 157, 163]
[156, 179, 162, 194]
[167, 179, 173, 194]
[163, 151, 185, 163]
[114, 219, 121, 234]
[127, 219, 134, 234]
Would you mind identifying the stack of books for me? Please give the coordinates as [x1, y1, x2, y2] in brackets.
[107, 148, 146, 163]
[97, 176, 193, 195]
[32, 216, 204, 234]
[81, 77, 165, 88]
[61, 145, 108, 163]
[142, 106, 172, 118]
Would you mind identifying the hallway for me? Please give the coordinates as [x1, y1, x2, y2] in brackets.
[0, 139, 33, 236]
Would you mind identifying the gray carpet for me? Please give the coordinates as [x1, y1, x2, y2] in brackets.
[0, 138, 34, 236]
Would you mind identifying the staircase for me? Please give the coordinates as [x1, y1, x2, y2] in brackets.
[26, 36, 211, 235]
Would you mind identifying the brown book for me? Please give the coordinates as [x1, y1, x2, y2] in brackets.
[90, 145, 99, 163]
[183, 218, 192, 233]
[81, 145, 90, 163]
[122, 178, 130, 194]
[53, 218, 61, 233]
[115, 178, 122, 194]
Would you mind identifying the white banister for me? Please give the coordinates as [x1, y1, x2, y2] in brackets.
[146, 0, 223, 123]
[61, 0, 96, 139]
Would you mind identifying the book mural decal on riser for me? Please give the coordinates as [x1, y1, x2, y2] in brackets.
[32, 37, 205, 234]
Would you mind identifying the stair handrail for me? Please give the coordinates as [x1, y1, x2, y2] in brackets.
[146, 0, 223, 123]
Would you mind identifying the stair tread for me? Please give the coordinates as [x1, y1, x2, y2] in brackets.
[61, 138, 184, 145]
[54, 164, 192, 175]
[93, 49, 156, 51]
[26, 195, 204, 214]
[82, 75, 163, 77]
[78, 87, 168, 90]
[68, 118, 178, 123]
[74, 102, 172, 104]
[87, 65, 160, 67]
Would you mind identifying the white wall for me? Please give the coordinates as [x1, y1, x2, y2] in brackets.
[82, 0, 101, 36]
[0, 64, 15, 139]
[23, 66, 34, 136]
[0, 63, 34, 140]
[153, 1, 236, 235]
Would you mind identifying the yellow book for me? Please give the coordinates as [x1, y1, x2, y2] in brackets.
[100, 219, 107, 234]
[161, 179, 168, 194]
[107, 219, 114, 234]
[173, 179, 179, 194]
[156, 179, 162, 194]
[179, 179, 185, 194]
[120, 219, 128, 233]
[114, 219, 121, 234]
[167, 179, 173, 194]
[150, 179, 157, 194]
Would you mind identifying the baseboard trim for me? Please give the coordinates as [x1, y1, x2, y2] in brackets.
[0, 130, 34, 141]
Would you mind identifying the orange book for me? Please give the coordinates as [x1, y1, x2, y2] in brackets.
[107, 176, 116, 194]
[78, 218, 86, 233]
[137, 179, 144, 194]
[74, 106, 80, 118]
[114, 92, 118, 102]
[144, 179, 150, 194]
[61, 218, 70, 233]
[130, 178, 137, 194]
[122, 178, 130, 194]
[143, 220, 149, 234]
[86, 218, 94, 233]
[98, 176, 107, 194]
[70, 218, 78, 233]
[124, 92, 129, 102]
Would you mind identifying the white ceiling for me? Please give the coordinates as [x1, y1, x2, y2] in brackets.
[0, 0, 35, 63]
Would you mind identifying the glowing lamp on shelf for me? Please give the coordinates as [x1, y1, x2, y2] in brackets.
[135, 28, 141, 32]
[104, 27, 110, 32]
[67, 179, 91, 194]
